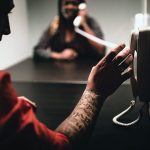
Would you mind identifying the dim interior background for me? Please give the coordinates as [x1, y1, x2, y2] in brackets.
[0, 0, 149, 69]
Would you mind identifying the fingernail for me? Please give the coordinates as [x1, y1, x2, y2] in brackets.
[128, 67, 133, 73]
[129, 54, 133, 59]
[120, 43, 125, 48]
[126, 54, 133, 61]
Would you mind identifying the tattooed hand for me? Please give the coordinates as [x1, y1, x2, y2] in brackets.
[56, 44, 133, 148]
[86, 43, 133, 98]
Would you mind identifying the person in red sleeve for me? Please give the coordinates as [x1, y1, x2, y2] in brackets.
[0, 0, 133, 150]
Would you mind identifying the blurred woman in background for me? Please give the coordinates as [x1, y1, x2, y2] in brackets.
[33, 0, 105, 61]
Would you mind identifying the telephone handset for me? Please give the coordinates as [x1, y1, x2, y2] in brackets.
[73, 3, 117, 48]
[137, 28, 150, 102]
[73, 3, 87, 27]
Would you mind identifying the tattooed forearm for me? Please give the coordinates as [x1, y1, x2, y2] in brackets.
[56, 89, 105, 144]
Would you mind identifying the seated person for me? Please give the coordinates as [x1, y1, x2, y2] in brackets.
[0, 0, 133, 149]
[33, 0, 106, 61]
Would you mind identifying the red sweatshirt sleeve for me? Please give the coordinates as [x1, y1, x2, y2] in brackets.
[0, 70, 72, 150]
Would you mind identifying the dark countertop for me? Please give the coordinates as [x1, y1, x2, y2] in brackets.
[6, 57, 99, 84]
[13, 82, 150, 150]
[6, 57, 149, 149]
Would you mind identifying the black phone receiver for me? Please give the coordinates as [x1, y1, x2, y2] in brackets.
[137, 28, 150, 102]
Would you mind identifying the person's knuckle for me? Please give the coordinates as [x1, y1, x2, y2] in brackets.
[116, 55, 122, 60]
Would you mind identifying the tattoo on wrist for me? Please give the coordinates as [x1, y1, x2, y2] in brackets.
[56, 90, 105, 140]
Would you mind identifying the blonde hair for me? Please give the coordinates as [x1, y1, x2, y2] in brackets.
[49, 16, 60, 35]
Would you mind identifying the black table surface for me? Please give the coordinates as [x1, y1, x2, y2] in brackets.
[13, 82, 150, 150]
[6, 58, 100, 84]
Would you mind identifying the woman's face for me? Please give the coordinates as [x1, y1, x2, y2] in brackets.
[61, 1, 79, 20]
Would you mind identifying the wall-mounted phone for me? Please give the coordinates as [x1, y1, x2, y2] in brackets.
[73, 2, 150, 127]
[112, 27, 150, 126]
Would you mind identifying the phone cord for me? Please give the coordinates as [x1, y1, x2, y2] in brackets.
[112, 99, 141, 126]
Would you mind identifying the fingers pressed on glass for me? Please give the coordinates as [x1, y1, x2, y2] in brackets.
[105, 51, 116, 63]
[118, 54, 133, 73]
[106, 43, 126, 61]
[96, 43, 126, 67]
[112, 43, 126, 54]
[113, 47, 131, 66]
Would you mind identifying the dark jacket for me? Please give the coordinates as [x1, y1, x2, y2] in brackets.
[33, 0, 105, 60]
